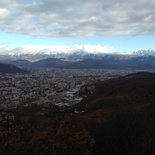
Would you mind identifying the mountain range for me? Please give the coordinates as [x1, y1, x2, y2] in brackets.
[1, 55, 155, 70]
[133, 49, 155, 56]
[0, 49, 155, 70]
[1, 49, 155, 61]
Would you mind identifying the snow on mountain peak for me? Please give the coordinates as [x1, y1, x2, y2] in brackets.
[1, 45, 115, 56]
[133, 49, 155, 56]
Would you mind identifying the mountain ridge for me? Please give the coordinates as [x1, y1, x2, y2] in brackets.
[2, 55, 155, 70]
[0, 63, 28, 74]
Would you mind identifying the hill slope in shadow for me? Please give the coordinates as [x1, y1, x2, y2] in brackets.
[0, 63, 28, 74]
[74, 72, 155, 155]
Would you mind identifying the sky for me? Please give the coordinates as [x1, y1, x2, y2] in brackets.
[0, 0, 155, 55]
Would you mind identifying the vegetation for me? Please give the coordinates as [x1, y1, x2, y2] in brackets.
[1, 72, 155, 154]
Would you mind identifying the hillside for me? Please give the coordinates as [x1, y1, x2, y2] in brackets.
[74, 72, 155, 154]
[1, 72, 155, 155]
[0, 63, 28, 74]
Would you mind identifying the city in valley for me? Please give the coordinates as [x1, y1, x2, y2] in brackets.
[0, 69, 132, 130]
[0, 69, 130, 110]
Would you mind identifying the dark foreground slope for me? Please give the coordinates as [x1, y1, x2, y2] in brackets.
[0, 63, 28, 74]
[74, 72, 155, 155]
[1, 72, 155, 155]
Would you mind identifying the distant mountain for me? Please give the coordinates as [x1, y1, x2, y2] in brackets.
[31, 56, 155, 69]
[1, 45, 115, 56]
[19, 57, 129, 69]
[2, 55, 155, 70]
[0, 53, 118, 62]
[64, 59, 124, 69]
[133, 49, 155, 56]
[33, 58, 73, 68]
[9, 60, 32, 68]
[1, 48, 155, 61]
[0, 63, 28, 74]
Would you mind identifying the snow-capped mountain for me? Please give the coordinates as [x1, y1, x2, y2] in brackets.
[1, 45, 115, 56]
[133, 49, 155, 56]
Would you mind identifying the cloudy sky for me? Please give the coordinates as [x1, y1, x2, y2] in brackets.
[0, 0, 155, 54]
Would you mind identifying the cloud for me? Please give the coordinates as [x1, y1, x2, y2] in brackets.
[0, 0, 155, 37]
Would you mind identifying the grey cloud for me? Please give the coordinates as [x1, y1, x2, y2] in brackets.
[0, 0, 155, 37]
